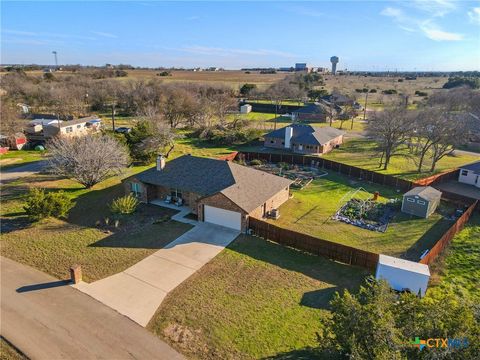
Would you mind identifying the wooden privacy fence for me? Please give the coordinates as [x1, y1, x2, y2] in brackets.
[249, 218, 380, 270]
[236, 151, 461, 191]
[419, 200, 478, 265]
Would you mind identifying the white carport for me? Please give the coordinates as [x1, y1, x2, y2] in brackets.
[375, 254, 430, 297]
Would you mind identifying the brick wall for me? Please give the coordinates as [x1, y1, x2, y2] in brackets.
[249, 187, 290, 219]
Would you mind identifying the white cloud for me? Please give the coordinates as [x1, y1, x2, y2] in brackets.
[420, 21, 464, 41]
[381, 7, 404, 20]
[468, 7, 480, 24]
[410, 0, 457, 17]
[91, 31, 118, 39]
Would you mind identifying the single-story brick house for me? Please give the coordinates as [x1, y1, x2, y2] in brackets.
[125, 155, 292, 231]
[401, 186, 442, 218]
[264, 124, 345, 155]
[458, 161, 480, 188]
[292, 102, 331, 122]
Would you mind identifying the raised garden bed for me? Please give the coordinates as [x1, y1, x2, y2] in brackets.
[333, 198, 399, 232]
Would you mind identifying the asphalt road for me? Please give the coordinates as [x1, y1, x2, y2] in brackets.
[0, 257, 184, 360]
[0, 160, 48, 183]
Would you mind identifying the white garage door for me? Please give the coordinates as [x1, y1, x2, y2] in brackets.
[204, 205, 242, 231]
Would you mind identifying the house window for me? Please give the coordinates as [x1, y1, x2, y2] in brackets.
[65, 126, 73, 133]
[417, 200, 426, 205]
[281, 141, 285, 145]
[130, 182, 141, 196]
[406, 198, 415, 203]
[461, 170, 468, 176]
[170, 188, 182, 199]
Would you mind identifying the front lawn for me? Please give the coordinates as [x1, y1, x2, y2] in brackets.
[430, 213, 480, 300]
[149, 234, 369, 359]
[268, 172, 453, 259]
[323, 138, 479, 180]
[0, 150, 46, 170]
[0, 169, 193, 282]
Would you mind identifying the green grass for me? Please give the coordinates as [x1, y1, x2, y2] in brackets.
[268, 172, 453, 259]
[0, 168, 192, 282]
[323, 138, 479, 180]
[149, 234, 369, 359]
[245, 99, 304, 106]
[0, 150, 46, 170]
[430, 213, 480, 300]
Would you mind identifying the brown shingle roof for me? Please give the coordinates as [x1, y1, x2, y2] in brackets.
[404, 186, 442, 202]
[136, 155, 292, 213]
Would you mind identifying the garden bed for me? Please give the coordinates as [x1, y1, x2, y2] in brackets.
[333, 198, 398, 232]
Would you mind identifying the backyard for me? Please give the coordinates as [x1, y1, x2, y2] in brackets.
[149, 234, 369, 360]
[267, 171, 454, 260]
[430, 213, 480, 300]
[322, 138, 479, 180]
[0, 169, 192, 282]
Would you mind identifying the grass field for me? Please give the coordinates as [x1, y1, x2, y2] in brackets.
[430, 213, 480, 300]
[149, 234, 369, 359]
[323, 138, 479, 180]
[0, 169, 192, 282]
[268, 172, 454, 259]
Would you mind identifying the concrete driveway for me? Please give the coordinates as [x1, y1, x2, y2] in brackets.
[75, 222, 239, 326]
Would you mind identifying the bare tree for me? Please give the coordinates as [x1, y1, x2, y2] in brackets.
[0, 100, 23, 136]
[366, 106, 414, 170]
[48, 135, 129, 188]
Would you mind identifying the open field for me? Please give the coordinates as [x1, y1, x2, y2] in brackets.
[430, 213, 480, 300]
[322, 75, 448, 105]
[267, 172, 454, 259]
[323, 138, 479, 180]
[149, 234, 369, 359]
[0, 169, 192, 282]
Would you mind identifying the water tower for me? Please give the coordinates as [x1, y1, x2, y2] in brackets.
[330, 56, 339, 75]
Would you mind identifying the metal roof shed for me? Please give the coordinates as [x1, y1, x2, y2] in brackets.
[375, 254, 430, 297]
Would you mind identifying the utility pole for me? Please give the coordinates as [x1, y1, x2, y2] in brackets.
[363, 91, 369, 122]
[111, 103, 116, 131]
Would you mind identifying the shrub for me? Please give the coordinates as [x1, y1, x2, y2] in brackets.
[415, 90, 428, 97]
[250, 159, 263, 166]
[110, 194, 139, 215]
[382, 89, 397, 95]
[369, 89, 377, 93]
[24, 188, 74, 221]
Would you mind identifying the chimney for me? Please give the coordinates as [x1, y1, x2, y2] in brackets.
[284, 126, 293, 149]
[156, 155, 165, 171]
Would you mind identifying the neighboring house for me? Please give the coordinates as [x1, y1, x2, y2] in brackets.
[401, 186, 442, 218]
[126, 155, 292, 231]
[322, 93, 354, 106]
[292, 102, 331, 122]
[264, 124, 345, 155]
[25, 115, 101, 143]
[458, 161, 480, 188]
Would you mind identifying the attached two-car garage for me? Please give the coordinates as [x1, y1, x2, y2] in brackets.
[203, 205, 242, 231]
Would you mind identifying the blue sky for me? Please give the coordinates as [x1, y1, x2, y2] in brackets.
[1, 1, 479, 70]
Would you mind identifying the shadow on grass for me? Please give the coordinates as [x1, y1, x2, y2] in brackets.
[229, 235, 370, 311]
[401, 217, 453, 261]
